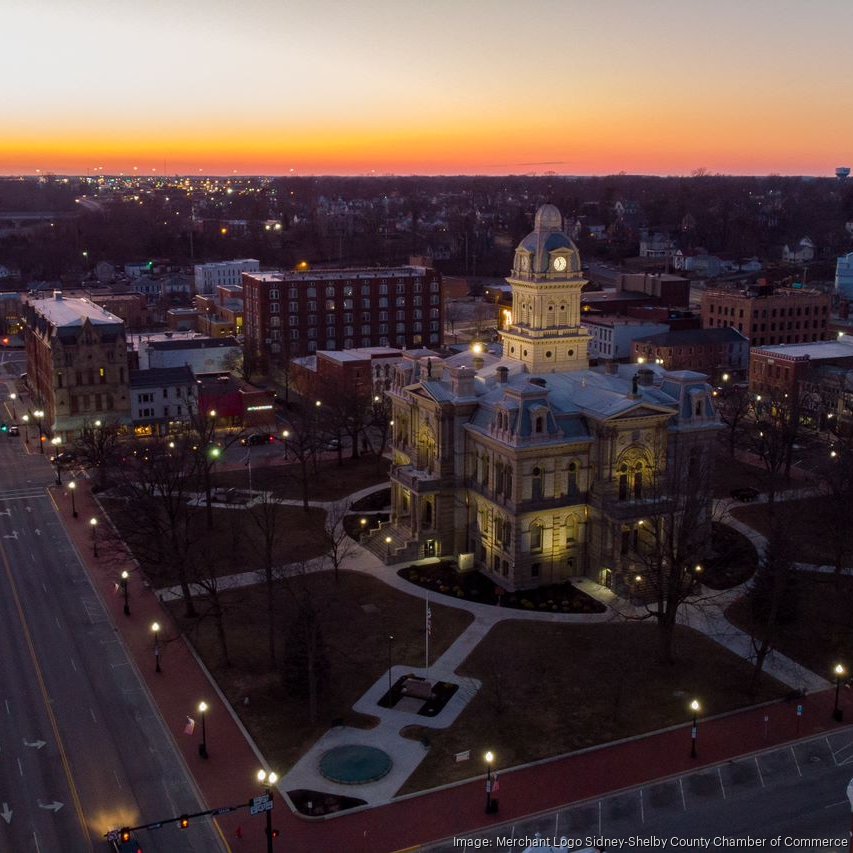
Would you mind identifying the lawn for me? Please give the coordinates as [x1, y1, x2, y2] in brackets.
[167, 570, 474, 773]
[212, 455, 390, 502]
[726, 570, 853, 675]
[729, 496, 853, 568]
[397, 621, 787, 794]
[102, 499, 328, 587]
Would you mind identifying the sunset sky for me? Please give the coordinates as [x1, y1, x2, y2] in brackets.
[3, 0, 852, 176]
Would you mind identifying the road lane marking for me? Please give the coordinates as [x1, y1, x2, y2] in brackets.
[89, 708, 97, 724]
[718, 766, 726, 799]
[70, 658, 77, 673]
[639, 787, 644, 823]
[754, 756, 765, 787]
[0, 536, 89, 841]
[679, 777, 687, 810]
[791, 746, 802, 776]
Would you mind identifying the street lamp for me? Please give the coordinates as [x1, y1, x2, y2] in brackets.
[484, 750, 497, 814]
[198, 701, 209, 759]
[257, 769, 279, 853]
[90, 517, 98, 557]
[152, 622, 162, 673]
[281, 429, 289, 459]
[833, 663, 846, 722]
[22, 414, 29, 443]
[9, 392, 16, 419]
[68, 480, 77, 518]
[690, 699, 701, 757]
[121, 570, 130, 616]
[385, 535, 392, 561]
[34, 409, 44, 453]
[51, 436, 62, 485]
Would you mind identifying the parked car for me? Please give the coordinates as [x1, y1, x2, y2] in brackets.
[323, 438, 342, 452]
[730, 486, 759, 502]
[7, 424, 18, 436]
[50, 450, 79, 466]
[240, 432, 275, 446]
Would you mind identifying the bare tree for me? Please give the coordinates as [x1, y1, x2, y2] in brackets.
[73, 418, 122, 490]
[321, 500, 357, 584]
[281, 399, 324, 511]
[747, 392, 802, 509]
[247, 489, 289, 667]
[715, 384, 752, 457]
[629, 435, 716, 664]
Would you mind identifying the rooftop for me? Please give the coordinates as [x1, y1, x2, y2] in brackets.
[130, 366, 195, 388]
[28, 293, 124, 328]
[752, 336, 853, 361]
[245, 265, 431, 284]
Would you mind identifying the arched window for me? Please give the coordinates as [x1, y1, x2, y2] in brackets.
[530, 522, 543, 553]
[422, 501, 433, 529]
[633, 462, 643, 499]
[618, 463, 629, 501]
[566, 517, 577, 544]
[535, 416, 544, 434]
[531, 467, 543, 500]
[567, 462, 578, 497]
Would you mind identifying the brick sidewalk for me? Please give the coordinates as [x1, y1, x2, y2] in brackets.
[52, 479, 851, 853]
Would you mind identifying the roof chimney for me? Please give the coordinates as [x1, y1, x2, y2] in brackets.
[637, 367, 655, 387]
[497, 366, 509, 384]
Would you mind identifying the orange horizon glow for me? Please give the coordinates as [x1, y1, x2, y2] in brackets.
[4, 0, 853, 178]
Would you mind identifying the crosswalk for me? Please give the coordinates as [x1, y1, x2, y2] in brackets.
[0, 486, 50, 502]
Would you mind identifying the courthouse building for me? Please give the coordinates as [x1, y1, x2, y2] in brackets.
[373, 206, 720, 593]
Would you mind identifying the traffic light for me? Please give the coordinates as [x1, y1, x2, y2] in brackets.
[179, 815, 189, 829]
[120, 829, 131, 843]
[0, 424, 6, 433]
[272, 828, 280, 839]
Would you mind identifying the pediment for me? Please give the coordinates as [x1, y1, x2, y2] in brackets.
[609, 404, 672, 421]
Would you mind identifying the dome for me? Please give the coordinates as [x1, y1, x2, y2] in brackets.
[515, 204, 581, 274]
[534, 204, 563, 231]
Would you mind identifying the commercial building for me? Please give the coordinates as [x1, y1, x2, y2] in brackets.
[195, 284, 244, 337]
[129, 366, 197, 436]
[23, 293, 131, 439]
[373, 206, 719, 595]
[130, 333, 241, 374]
[242, 263, 442, 373]
[836, 253, 853, 302]
[290, 346, 411, 399]
[193, 259, 259, 295]
[702, 280, 830, 347]
[581, 315, 670, 362]
[633, 327, 749, 383]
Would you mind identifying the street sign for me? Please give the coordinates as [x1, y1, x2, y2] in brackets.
[211, 806, 238, 816]
[796, 704, 804, 716]
[250, 794, 273, 816]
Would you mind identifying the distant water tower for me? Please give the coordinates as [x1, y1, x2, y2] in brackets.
[836, 166, 850, 181]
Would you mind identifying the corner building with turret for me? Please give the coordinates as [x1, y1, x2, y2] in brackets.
[376, 206, 720, 593]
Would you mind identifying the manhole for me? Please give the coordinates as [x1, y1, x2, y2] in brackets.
[319, 745, 392, 785]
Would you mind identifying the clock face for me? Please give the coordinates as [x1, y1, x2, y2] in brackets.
[553, 256, 567, 272]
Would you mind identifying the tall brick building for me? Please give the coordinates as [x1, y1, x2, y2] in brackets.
[242, 264, 442, 373]
[701, 281, 830, 347]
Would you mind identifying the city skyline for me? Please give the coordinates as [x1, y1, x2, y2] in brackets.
[3, 0, 853, 177]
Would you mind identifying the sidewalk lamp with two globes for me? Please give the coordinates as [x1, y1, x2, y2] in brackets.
[834, 663, 846, 722]
[690, 698, 701, 757]
[257, 768, 279, 852]
[51, 437, 62, 484]
[90, 517, 98, 557]
[34, 409, 44, 453]
[68, 480, 77, 518]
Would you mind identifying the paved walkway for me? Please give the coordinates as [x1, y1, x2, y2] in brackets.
[35, 433, 852, 853]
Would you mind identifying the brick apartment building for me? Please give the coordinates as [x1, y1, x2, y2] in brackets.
[242, 264, 442, 374]
[702, 281, 831, 347]
[24, 293, 131, 440]
[632, 326, 749, 382]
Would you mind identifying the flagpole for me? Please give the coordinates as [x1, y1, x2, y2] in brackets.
[425, 593, 430, 679]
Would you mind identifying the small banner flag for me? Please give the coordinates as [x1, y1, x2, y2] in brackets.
[113, 583, 120, 594]
[184, 716, 195, 736]
[492, 774, 500, 793]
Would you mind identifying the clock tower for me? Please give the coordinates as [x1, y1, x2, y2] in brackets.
[501, 204, 590, 373]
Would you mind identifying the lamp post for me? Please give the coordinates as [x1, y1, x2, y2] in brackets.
[152, 622, 162, 673]
[387, 634, 394, 705]
[34, 409, 44, 453]
[121, 570, 130, 616]
[68, 480, 77, 518]
[834, 663, 847, 722]
[281, 429, 289, 459]
[690, 699, 701, 758]
[22, 414, 29, 443]
[385, 535, 392, 562]
[198, 701, 209, 759]
[9, 392, 16, 419]
[257, 769, 279, 853]
[90, 517, 98, 557]
[484, 750, 497, 814]
[51, 436, 62, 485]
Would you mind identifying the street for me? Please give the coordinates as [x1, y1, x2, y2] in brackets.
[0, 385, 228, 852]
